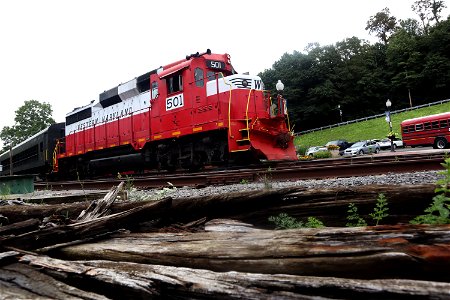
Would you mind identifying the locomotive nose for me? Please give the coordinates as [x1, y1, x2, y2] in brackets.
[276, 132, 292, 149]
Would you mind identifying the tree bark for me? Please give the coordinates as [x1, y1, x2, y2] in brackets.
[0, 198, 171, 251]
[52, 223, 450, 281]
[18, 254, 450, 299]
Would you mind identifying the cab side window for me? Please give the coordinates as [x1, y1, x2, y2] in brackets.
[207, 71, 216, 81]
[194, 68, 204, 87]
[151, 81, 158, 99]
[167, 73, 183, 94]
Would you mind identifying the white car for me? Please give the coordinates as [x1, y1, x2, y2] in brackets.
[377, 138, 404, 150]
[305, 146, 327, 156]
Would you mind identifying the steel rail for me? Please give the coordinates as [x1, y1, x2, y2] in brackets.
[35, 151, 448, 191]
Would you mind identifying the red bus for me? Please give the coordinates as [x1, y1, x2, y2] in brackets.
[401, 112, 450, 149]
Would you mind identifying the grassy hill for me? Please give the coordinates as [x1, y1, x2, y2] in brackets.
[294, 101, 450, 148]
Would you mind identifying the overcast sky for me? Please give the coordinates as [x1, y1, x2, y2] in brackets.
[1, 0, 448, 138]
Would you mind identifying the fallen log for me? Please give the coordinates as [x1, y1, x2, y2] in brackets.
[52, 223, 450, 281]
[0, 218, 40, 237]
[0, 197, 171, 251]
[0, 184, 436, 228]
[169, 184, 436, 227]
[0, 262, 108, 300]
[16, 254, 450, 299]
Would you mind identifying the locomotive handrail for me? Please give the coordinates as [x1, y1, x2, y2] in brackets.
[52, 139, 61, 172]
[245, 89, 254, 141]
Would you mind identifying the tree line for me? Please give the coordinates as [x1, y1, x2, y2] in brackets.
[259, 0, 450, 131]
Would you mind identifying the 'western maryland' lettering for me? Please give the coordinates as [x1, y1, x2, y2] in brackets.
[77, 106, 132, 131]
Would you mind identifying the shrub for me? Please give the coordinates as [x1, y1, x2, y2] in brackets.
[410, 157, 450, 225]
[295, 145, 309, 156]
[313, 150, 332, 159]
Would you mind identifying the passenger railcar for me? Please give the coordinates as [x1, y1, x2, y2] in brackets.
[0, 123, 65, 177]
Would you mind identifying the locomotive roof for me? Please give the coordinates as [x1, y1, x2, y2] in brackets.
[67, 50, 228, 117]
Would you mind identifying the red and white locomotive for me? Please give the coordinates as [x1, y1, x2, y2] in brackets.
[54, 50, 297, 176]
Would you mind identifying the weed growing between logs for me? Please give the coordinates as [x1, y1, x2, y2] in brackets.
[259, 167, 273, 190]
[76, 171, 87, 202]
[268, 213, 324, 229]
[117, 173, 135, 192]
[410, 157, 450, 225]
[346, 203, 367, 227]
[369, 193, 389, 226]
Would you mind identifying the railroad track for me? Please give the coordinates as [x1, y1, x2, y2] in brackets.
[35, 151, 449, 191]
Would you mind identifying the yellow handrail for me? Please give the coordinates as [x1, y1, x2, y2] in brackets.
[52, 139, 60, 172]
[245, 89, 254, 141]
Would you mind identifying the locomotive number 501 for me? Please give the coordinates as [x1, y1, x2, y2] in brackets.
[166, 94, 184, 111]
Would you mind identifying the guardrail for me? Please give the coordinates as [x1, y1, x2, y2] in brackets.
[296, 98, 450, 136]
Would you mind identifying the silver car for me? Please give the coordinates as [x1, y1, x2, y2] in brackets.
[305, 146, 327, 156]
[343, 140, 380, 156]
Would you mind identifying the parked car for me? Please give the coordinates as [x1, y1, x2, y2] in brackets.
[343, 140, 380, 156]
[305, 146, 327, 156]
[325, 140, 352, 155]
[377, 138, 404, 150]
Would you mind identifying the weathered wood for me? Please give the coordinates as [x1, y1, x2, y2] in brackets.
[18, 254, 450, 299]
[169, 184, 436, 227]
[0, 262, 108, 299]
[77, 182, 124, 221]
[0, 184, 437, 227]
[0, 197, 171, 251]
[0, 197, 160, 224]
[0, 218, 40, 236]
[53, 223, 450, 281]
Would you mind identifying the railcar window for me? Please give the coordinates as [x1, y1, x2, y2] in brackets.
[408, 125, 415, 132]
[194, 68, 204, 87]
[432, 121, 439, 129]
[151, 81, 158, 99]
[207, 71, 216, 81]
[440, 120, 448, 128]
[166, 73, 183, 94]
[415, 124, 424, 131]
[424, 122, 431, 130]
[402, 127, 409, 134]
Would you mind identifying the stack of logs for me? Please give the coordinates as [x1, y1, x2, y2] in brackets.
[1, 182, 450, 299]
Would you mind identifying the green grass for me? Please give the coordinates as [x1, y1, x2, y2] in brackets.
[295, 102, 450, 147]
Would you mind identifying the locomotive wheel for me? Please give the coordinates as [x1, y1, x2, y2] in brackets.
[188, 152, 205, 172]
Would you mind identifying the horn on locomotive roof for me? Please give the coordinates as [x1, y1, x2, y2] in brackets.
[186, 49, 212, 60]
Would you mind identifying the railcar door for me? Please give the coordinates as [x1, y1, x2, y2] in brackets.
[191, 65, 220, 129]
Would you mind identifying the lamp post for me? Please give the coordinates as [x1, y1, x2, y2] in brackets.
[337, 105, 343, 123]
[386, 99, 394, 152]
[275, 80, 284, 116]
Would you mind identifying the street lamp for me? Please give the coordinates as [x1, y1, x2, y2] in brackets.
[385, 99, 394, 152]
[273, 80, 284, 117]
[276, 80, 284, 93]
[337, 105, 343, 123]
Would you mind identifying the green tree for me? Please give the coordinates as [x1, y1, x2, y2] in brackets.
[412, 0, 447, 33]
[365, 8, 398, 45]
[0, 100, 55, 151]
